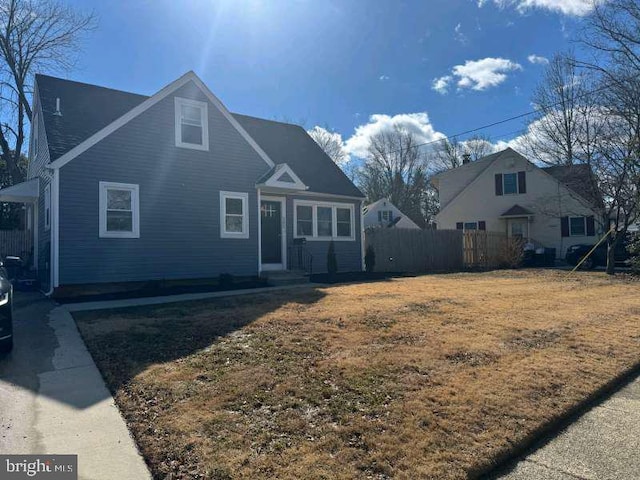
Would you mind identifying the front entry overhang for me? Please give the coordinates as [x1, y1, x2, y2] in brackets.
[0, 178, 39, 203]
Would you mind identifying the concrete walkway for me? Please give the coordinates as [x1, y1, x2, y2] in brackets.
[495, 374, 640, 479]
[0, 292, 151, 480]
[64, 282, 319, 312]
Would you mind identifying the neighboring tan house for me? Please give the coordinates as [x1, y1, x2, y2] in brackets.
[363, 198, 420, 230]
[0, 72, 365, 294]
[431, 148, 604, 259]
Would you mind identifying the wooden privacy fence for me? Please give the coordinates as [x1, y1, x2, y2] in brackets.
[365, 228, 464, 272]
[463, 231, 511, 268]
[0, 229, 32, 259]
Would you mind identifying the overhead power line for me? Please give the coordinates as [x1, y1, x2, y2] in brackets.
[379, 79, 619, 157]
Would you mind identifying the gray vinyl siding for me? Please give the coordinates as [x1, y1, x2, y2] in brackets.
[286, 196, 363, 274]
[37, 174, 51, 289]
[27, 84, 51, 180]
[57, 81, 269, 285]
[27, 89, 53, 289]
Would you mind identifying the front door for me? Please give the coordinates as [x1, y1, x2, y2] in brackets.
[261, 199, 283, 267]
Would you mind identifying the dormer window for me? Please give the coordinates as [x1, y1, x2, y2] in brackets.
[175, 97, 209, 151]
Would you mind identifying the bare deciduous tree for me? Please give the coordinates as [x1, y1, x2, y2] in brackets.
[357, 126, 432, 227]
[307, 125, 347, 165]
[430, 134, 494, 171]
[523, 53, 604, 166]
[0, 0, 95, 184]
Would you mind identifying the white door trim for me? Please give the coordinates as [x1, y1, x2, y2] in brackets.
[260, 196, 286, 271]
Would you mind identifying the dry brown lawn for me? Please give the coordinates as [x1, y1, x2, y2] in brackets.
[74, 270, 640, 480]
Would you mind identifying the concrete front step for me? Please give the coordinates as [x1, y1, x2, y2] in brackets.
[262, 270, 310, 286]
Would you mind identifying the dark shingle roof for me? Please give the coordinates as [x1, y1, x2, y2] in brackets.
[35, 74, 363, 198]
[36, 74, 148, 160]
[232, 114, 363, 198]
[542, 164, 603, 208]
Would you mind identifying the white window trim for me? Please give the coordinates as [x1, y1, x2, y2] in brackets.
[99, 181, 140, 239]
[503, 172, 519, 195]
[174, 97, 209, 151]
[220, 191, 249, 239]
[44, 183, 51, 231]
[569, 216, 587, 236]
[293, 200, 355, 241]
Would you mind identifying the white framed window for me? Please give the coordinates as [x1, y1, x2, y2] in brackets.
[296, 205, 313, 236]
[99, 182, 140, 238]
[44, 183, 51, 231]
[293, 200, 355, 241]
[220, 191, 249, 239]
[175, 97, 209, 151]
[569, 216, 586, 236]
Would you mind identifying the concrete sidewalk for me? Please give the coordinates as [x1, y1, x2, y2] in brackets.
[64, 282, 319, 312]
[495, 374, 640, 479]
[0, 293, 151, 480]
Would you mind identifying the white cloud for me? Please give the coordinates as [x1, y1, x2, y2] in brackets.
[433, 57, 522, 94]
[454, 23, 468, 44]
[379, 75, 390, 81]
[479, 0, 605, 17]
[528, 54, 550, 65]
[432, 75, 452, 95]
[344, 112, 446, 159]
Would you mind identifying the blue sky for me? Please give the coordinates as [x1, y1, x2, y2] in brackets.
[61, 0, 598, 158]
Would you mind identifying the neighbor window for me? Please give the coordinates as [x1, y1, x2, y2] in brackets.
[379, 210, 392, 222]
[569, 216, 586, 236]
[44, 183, 51, 231]
[175, 97, 209, 150]
[464, 222, 478, 231]
[99, 182, 140, 238]
[220, 191, 249, 238]
[294, 200, 355, 241]
[503, 173, 518, 195]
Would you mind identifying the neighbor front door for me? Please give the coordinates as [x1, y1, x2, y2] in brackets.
[261, 199, 283, 267]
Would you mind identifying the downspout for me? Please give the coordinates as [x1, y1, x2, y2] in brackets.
[360, 200, 365, 271]
[45, 168, 59, 296]
[257, 188, 262, 276]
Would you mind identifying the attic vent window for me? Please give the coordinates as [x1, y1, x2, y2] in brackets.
[175, 97, 209, 151]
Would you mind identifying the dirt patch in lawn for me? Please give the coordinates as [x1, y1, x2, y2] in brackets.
[74, 270, 640, 479]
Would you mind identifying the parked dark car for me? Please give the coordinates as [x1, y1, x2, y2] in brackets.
[0, 262, 13, 353]
[565, 234, 633, 269]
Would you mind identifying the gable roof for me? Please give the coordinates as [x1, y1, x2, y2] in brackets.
[434, 148, 603, 216]
[232, 114, 364, 198]
[35, 73, 363, 199]
[36, 74, 148, 160]
[541, 164, 603, 208]
[362, 197, 420, 228]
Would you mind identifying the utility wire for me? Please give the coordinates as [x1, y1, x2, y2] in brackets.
[380, 79, 618, 157]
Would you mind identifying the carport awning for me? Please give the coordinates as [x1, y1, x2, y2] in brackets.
[0, 178, 39, 203]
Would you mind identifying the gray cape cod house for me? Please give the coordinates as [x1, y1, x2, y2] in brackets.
[3, 71, 364, 294]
